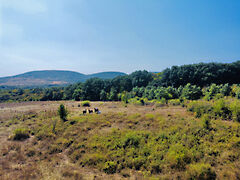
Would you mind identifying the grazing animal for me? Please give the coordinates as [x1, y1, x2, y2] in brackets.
[94, 108, 99, 113]
[88, 109, 93, 114]
[83, 109, 87, 114]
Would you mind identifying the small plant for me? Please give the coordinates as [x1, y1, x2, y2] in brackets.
[213, 99, 231, 119]
[81, 101, 90, 107]
[52, 119, 57, 133]
[169, 99, 181, 106]
[12, 128, 30, 140]
[103, 161, 117, 174]
[202, 115, 211, 130]
[58, 104, 68, 122]
[229, 100, 240, 122]
[186, 163, 216, 179]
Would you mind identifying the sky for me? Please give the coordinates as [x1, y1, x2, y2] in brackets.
[0, 0, 240, 77]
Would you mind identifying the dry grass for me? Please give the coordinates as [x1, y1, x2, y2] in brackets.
[0, 101, 240, 179]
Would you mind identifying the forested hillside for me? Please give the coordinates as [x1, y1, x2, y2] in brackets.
[0, 70, 126, 87]
[1, 61, 240, 102]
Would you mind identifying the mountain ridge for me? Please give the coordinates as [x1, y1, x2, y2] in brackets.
[0, 70, 126, 87]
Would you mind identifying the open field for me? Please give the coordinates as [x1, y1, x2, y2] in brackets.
[0, 101, 240, 179]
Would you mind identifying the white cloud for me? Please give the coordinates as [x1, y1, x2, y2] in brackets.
[0, 0, 47, 14]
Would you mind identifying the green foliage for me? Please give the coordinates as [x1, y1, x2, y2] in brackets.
[52, 119, 57, 134]
[187, 101, 212, 118]
[81, 101, 90, 107]
[58, 104, 68, 121]
[100, 90, 107, 101]
[12, 128, 30, 140]
[181, 83, 202, 100]
[166, 143, 192, 170]
[232, 85, 240, 99]
[159, 61, 240, 87]
[212, 99, 231, 119]
[103, 161, 117, 174]
[169, 99, 181, 106]
[202, 115, 211, 130]
[203, 84, 220, 100]
[229, 100, 240, 122]
[122, 132, 141, 149]
[186, 163, 216, 180]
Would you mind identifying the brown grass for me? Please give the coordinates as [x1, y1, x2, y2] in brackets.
[0, 101, 239, 179]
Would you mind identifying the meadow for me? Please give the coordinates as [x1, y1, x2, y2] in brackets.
[0, 99, 239, 180]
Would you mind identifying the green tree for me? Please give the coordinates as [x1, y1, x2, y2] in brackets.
[181, 83, 202, 100]
[58, 104, 68, 122]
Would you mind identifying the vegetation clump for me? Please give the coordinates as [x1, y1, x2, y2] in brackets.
[58, 104, 68, 122]
[81, 101, 90, 107]
[12, 128, 30, 140]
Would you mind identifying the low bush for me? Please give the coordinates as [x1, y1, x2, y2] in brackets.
[202, 115, 211, 130]
[186, 163, 216, 180]
[187, 101, 212, 118]
[12, 128, 30, 140]
[229, 100, 240, 122]
[81, 101, 91, 107]
[103, 161, 118, 174]
[212, 99, 231, 119]
[169, 99, 181, 106]
[58, 104, 68, 122]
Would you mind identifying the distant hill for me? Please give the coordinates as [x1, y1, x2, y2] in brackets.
[0, 70, 126, 87]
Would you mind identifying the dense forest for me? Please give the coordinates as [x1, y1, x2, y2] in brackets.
[1, 61, 240, 102]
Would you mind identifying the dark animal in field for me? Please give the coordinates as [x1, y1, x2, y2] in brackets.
[83, 109, 87, 114]
[94, 108, 99, 113]
[88, 109, 93, 114]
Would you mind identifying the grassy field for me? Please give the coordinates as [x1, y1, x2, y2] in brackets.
[0, 101, 240, 179]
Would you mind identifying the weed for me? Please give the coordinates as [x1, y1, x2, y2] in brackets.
[12, 128, 30, 140]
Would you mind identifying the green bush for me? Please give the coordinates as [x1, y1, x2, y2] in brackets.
[202, 115, 211, 130]
[58, 104, 68, 121]
[103, 161, 117, 174]
[122, 132, 141, 149]
[166, 143, 192, 170]
[169, 99, 181, 106]
[186, 163, 216, 180]
[229, 100, 240, 122]
[212, 99, 231, 119]
[12, 128, 30, 140]
[181, 83, 202, 100]
[128, 97, 146, 106]
[155, 98, 167, 107]
[203, 84, 220, 100]
[81, 101, 91, 107]
[187, 101, 212, 118]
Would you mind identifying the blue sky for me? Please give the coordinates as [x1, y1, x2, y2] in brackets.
[0, 0, 240, 77]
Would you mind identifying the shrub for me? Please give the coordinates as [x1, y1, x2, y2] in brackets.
[212, 99, 231, 119]
[229, 100, 240, 122]
[187, 101, 212, 118]
[12, 128, 30, 140]
[103, 161, 117, 174]
[166, 143, 191, 170]
[58, 104, 68, 121]
[186, 163, 216, 180]
[155, 98, 167, 107]
[169, 99, 181, 106]
[202, 115, 211, 130]
[181, 83, 202, 100]
[203, 84, 220, 100]
[81, 101, 90, 107]
[128, 97, 144, 106]
[122, 132, 142, 149]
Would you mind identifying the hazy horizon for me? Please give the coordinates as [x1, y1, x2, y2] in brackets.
[1, 0, 240, 77]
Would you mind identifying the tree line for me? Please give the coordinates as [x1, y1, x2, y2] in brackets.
[1, 61, 240, 102]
